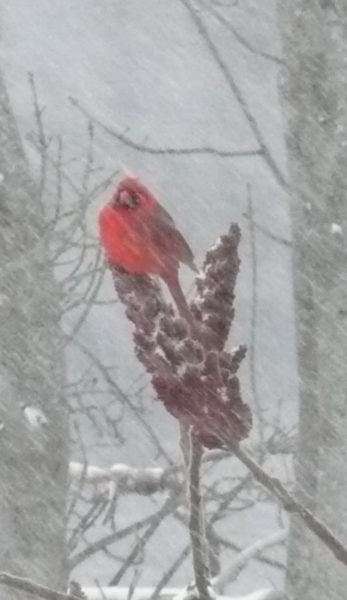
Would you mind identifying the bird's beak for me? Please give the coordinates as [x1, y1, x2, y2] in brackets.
[118, 190, 130, 206]
[117, 190, 139, 209]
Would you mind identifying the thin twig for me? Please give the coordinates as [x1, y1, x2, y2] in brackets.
[180, 0, 286, 189]
[82, 121, 95, 194]
[67, 454, 88, 521]
[62, 251, 105, 345]
[28, 72, 49, 200]
[70, 513, 157, 568]
[95, 579, 108, 600]
[208, 474, 252, 530]
[149, 546, 191, 600]
[211, 532, 285, 570]
[246, 184, 265, 449]
[108, 496, 178, 586]
[68, 97, 262, 160]
[73, 340, 176, 466]
[213, 528, 287, 592]
[199, 0, 284, 66]
[127, 569, 142, 600]
[68, 497, 108, 552]
[242, 213, 292, 247]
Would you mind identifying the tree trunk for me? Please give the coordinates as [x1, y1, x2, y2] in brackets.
[278, 3, 347, 599]
[0, 71, 69, 597]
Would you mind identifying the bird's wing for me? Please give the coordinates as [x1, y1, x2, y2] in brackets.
[152, 202, 176, 228]
[146, 205, 197, 272]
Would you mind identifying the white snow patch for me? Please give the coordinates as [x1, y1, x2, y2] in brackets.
[69, 461, 106, 482]
[153, 347, 167, 361]
[82, 586, 279, 600]
[23, 405, 48, 428]
[330, 223, 343, 236]
[195, 273, 207, 284]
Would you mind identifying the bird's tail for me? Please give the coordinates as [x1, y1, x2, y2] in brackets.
[163, 271, 194, 325]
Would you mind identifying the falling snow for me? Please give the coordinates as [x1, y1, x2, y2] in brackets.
[1, 2, 346, 600]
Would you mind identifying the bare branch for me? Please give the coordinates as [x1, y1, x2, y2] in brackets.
[28, 72, 49, 199]
[148, 546, 191, 600]
[213, 529, 287, 592]
[242, 213, 292, 248]
[245, 184, 264, 448]
[70, 513, 158, 569]
[179, 0, 286, 189]
[68, 97, 262, 160]
[186, 433, 210, 600]
[0, 571, 80, 600]
[69, 461, 180, 497]
[68, 497, 108, 553]
[198, 0, 284, 66]
[72, 339, 176, 466]
[230, 443, 347, 568]
[108, 496, 179, 586]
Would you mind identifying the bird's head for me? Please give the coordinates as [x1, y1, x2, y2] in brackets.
[111, 177, 155, 212]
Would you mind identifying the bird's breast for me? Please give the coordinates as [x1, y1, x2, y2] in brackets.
[99, 205, 167, 276]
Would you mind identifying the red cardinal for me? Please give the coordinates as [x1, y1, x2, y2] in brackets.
[98, 177, 198, 322]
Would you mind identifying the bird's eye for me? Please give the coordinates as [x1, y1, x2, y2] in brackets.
[118, 190, 139, 209]
[129, 192, 139, 207]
